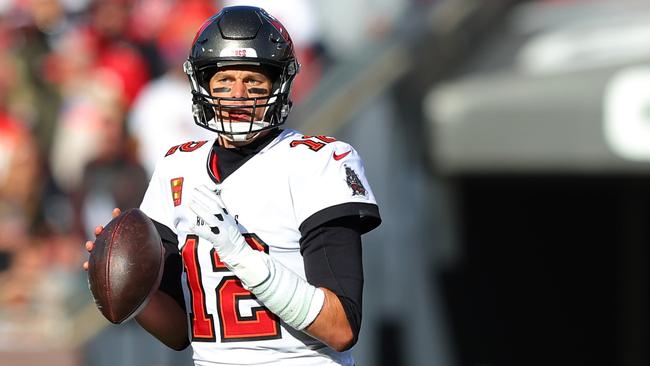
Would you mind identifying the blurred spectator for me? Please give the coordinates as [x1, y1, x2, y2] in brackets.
[85, 0, 150, 106]
[48, 41, 124, 194]
[127, 0, 178, 78]
[46, 0, 147, 193]
[0, 232, 84, 348]
[313, 0, 408, 60]
[3, 1, 66, 156]
[0, 18, 37, 133]
[22, 0, 73, 46]
[72, 77, 149, 239]
[0, 111, 38, 271]
[0, 23, 41, 271]
[0, 99, 81, 348]
[128, 0, 217, 174]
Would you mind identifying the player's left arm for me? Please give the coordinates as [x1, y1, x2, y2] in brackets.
[299, 215, 368, 351]
[306, 288, 354, 350]
[288, 140, 380, 350]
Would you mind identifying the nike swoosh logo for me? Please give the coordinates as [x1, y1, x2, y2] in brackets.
[333, 150, 352, 161]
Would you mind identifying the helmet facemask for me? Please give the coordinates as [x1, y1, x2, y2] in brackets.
[185, 60, 296, 142]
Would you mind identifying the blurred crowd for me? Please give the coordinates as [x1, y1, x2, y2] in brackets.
[0, 0, 413, 351]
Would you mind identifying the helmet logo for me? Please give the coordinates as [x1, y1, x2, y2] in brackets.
[219, 47, 258, 58]
[345, 165, 367, 197]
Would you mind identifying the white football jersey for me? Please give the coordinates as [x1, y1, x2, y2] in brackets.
[140, 129, 379, 366]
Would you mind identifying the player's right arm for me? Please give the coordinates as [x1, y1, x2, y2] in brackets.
[134, 290, 189, 350]
[83, 209, 190, 351]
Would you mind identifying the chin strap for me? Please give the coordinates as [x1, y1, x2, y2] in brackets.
[219, 131, 261, 143]
[214, 120, 271, 142]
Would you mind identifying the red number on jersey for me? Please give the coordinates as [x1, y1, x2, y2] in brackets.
[182, 234, 282, 342]
[166, 141, 208, 156]
[289, 135, 337, 151]
[182, 235, 216, 341]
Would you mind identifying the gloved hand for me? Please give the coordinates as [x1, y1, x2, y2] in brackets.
[188, 185, 248, 264]
[188, 185, 324, 330]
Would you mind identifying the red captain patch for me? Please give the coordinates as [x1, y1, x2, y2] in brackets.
[171, 177, 184, 206]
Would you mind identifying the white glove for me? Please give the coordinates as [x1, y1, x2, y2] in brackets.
[189, 185, 248, 263]
[189, 185, 269, 287]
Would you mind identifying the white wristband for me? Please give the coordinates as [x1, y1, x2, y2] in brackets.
[226, 250, 325, 330]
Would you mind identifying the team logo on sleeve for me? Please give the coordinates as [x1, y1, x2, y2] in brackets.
[345, 165, 367, 197]
[171, 177, 184, 206]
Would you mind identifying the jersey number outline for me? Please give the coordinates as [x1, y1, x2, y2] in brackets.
[182, 234, 282, 342]
[166, 141, 208, 156]
[289, 135, 336, 151]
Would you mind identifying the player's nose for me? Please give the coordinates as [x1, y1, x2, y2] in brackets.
[231, 80, 247, 99]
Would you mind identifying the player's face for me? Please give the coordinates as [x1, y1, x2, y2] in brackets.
[209, 66, 272, 122]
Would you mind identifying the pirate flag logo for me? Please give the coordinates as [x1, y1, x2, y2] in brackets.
[345, 165, 367, 197]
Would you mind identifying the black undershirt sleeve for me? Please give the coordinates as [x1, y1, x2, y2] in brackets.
[299, 215, 367, 349]
[152, 220, 186, 311]
[299, 202, 381, 236]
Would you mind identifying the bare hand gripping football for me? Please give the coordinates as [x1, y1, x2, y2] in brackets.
[87, 208, 165, 324]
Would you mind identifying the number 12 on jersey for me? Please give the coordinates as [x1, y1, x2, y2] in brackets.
[182, 234, 282, 342]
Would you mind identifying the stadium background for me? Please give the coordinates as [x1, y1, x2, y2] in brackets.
[0, 0, 647, 365]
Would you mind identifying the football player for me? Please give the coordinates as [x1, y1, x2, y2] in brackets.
[84, 6, 381, 366]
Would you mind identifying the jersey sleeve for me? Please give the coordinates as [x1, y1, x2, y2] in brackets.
[290, 141, 381, 234]
[140, 160, 176, 234]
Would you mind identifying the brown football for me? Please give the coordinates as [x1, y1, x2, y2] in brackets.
[88, 208, 164, 324]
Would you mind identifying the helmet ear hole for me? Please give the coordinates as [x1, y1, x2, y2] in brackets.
[202, 104, 215, 122]
[260, 65, 281, 87]
[199, 66, 219, 92]
[192, 96, 215, 124]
